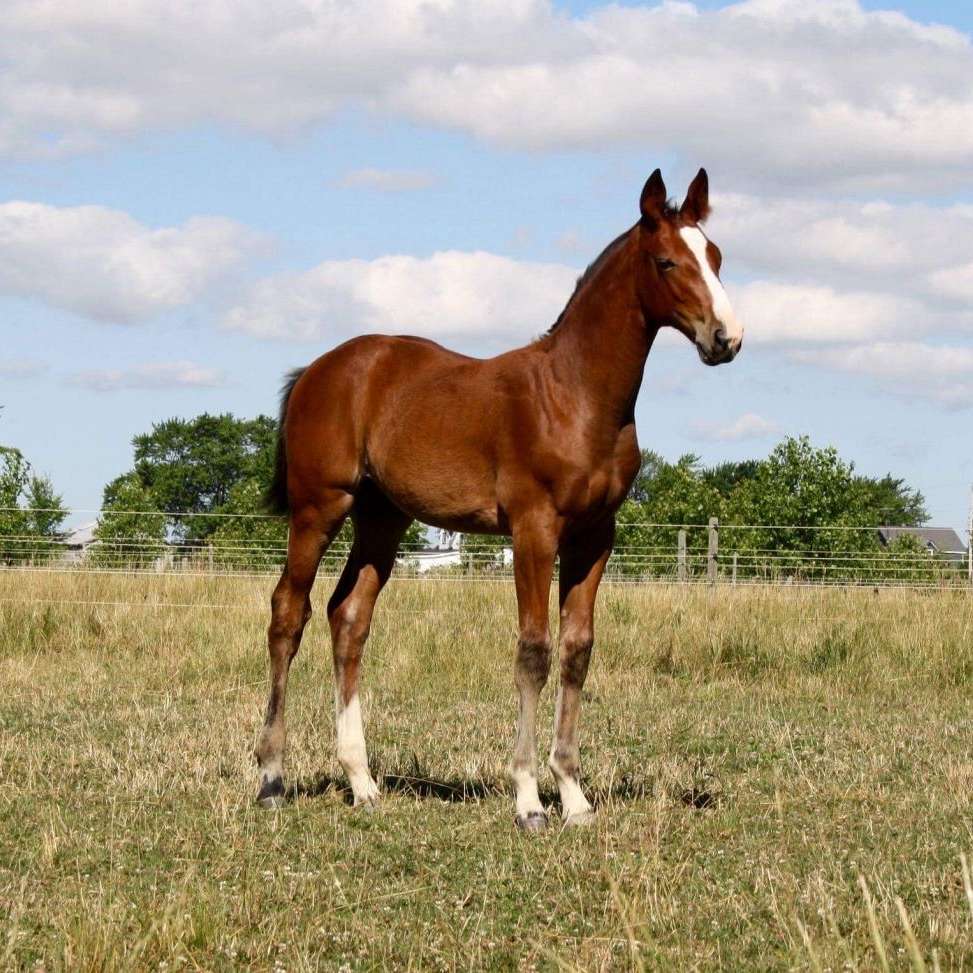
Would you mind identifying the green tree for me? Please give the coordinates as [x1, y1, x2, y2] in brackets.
[615, 453, 722, 577]
[104, 411, 433, 573]
[853, 473, 928, 527]
[722, 437, 883, 581]
[701, 459, 761, 496]
[115, 413, 277, 542]
[0, 445, 67, 565]
[92, 473, 167, 569]
[614, 437, 933, 583]
[0, 446, 30, 564]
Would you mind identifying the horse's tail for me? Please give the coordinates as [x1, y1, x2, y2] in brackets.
[265, 367, 306, 516]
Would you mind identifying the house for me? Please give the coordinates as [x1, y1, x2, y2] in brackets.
[396, 527, 462, 573]
[60, 521, 99, 563]
[877, 526, 968, 565]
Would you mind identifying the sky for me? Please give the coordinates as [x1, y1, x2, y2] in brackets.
[1, 0, 972, 532]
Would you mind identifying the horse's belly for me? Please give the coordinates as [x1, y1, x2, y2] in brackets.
[368, 437, 504, 534]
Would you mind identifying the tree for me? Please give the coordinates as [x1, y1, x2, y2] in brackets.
[720, 437, 900, 581]
[105, 412, 430, 572]
[616, 437, 932, 583]
[701, 459, 761, 496]
[114, 413, 277, 542]
[0, 446, 30, 564]
[626, 450, 668, 504]
[615, 453, 723, 577]
[92, 472, 167, 569]
[853, 474, 928, 527]
[23, 474, 69, 561]
[0, 445, 68, 565]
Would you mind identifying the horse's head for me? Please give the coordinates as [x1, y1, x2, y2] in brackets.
[635, 168, 743, 366]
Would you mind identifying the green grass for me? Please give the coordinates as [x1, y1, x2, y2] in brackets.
[2, 571, 973, 970]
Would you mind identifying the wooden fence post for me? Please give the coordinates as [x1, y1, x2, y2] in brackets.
[677, 529, 687, 582]
[707, 517, 719, 585]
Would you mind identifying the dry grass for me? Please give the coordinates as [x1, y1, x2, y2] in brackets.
[2, 570, 973, 970]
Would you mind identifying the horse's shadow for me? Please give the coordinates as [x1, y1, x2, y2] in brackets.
[285, 769, 714, 809]
[286, 772, 502, 805]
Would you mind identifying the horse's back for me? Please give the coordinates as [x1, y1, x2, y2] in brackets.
[282, 334, 521, 525]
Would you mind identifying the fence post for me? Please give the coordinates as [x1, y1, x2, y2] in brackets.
[677, 529, 687, 582]
[732, 552, 738, 585]
[207, 544, 214, 573]
[707, 517, 719, 585]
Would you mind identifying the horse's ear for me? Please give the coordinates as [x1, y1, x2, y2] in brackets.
[639, 169, 667, 224]
[680, 168, 710, 224]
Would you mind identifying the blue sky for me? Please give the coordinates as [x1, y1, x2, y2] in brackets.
[1, 0, 971, 531]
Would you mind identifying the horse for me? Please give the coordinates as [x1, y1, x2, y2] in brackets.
[255, 168, 744, 829]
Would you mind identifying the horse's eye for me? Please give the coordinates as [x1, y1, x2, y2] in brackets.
[656, 258, 677, 272]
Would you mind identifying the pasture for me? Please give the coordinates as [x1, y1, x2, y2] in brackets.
[2, 570, 973, 970]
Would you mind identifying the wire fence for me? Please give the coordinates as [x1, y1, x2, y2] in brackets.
[1, 506, 970, 590]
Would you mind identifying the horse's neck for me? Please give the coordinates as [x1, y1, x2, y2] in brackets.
[545, 238, 653, 425]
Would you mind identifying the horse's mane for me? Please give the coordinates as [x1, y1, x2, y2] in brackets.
[543, 202, 679, 337]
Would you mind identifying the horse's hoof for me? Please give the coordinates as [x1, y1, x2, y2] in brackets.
[563, 810, 597, 829]
[352, 781, 381, 810]
[515, 811, 548, 833]
[257, 777, 285, 809]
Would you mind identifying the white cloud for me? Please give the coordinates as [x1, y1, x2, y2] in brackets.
[710, 194, 973, 298]
[389, 1, 973, 191]
[0, 202, 261, 323]
[68, 361, 226, 391]
[1, 1, 972, 190]
[334, 168, 437, 192]
[0, 359, 47, 379]
[689, 411, 782, 441]
[928, 261, 973, 303]
[790, 342, 973, 409]
[730, 281, 927, 345]
[222, 250, 578, 346]
[699, 194, 973, 346]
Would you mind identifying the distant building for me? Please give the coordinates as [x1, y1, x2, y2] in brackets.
[60, 521, 99, 563]
[396, 527, 462, 573]
[877, 527, 968, 564]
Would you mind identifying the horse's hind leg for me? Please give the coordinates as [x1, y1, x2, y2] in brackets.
[256, 494, 352, 808]
[328, 482, 412, 807]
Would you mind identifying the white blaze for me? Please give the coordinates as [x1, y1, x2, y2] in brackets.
[679, 226, 744, 343]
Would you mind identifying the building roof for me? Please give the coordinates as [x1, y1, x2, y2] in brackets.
[62, 521, 98, 547]
[878, 526, 967, 555]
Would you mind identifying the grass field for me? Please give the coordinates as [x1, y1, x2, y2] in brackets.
[2, 570, 973, 971]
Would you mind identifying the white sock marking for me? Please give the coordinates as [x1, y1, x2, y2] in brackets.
[335, 691, 379, 803]
[549, 687, 593, 820]
[512, 767, 544, 818]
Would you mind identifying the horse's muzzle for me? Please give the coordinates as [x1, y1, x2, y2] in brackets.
[697, 329, 743, 366]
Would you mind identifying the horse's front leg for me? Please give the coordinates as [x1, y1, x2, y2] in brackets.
[549, 517, 614, 827]
[509, 511, 559, 831]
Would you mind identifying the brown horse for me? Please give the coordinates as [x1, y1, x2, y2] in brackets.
[255, 168, 743, 829]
